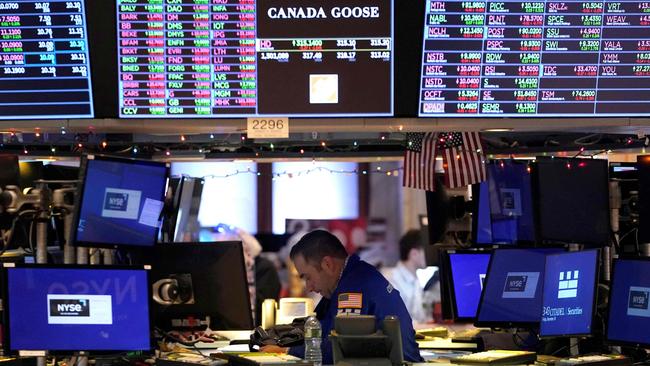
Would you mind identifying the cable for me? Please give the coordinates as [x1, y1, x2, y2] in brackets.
[551, 339, 582, 356]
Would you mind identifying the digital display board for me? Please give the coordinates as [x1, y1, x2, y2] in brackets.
[419, 0, 650, 116]
[0, 0, 94, 119]
[117, 0, 393, 118]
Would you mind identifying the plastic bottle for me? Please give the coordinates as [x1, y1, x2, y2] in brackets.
[304, 313, 322, 366]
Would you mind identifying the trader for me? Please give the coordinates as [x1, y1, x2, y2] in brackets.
[265, 229, 423, 363]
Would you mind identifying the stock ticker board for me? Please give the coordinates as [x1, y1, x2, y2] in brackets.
[419, 0, 650, 117]
[0, 0, 94, 119]
[117, 0, 394, 118]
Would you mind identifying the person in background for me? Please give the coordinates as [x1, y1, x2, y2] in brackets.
[381, 230, 429, 324]
[262, 230, 423, 363]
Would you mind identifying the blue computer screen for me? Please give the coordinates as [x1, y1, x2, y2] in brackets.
[474, 182, 493, 244]
[606, 259, 650, 347]
[449, 253, 491, 318]
[6, 267, 150, 351]
[486, 161, 535, 244]
[540, 250, 599, 337]
[477, 249, 558, 325]
[75, 157, 168, 247]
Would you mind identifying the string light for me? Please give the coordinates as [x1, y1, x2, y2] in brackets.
[101, 141, 108, 148]
[51, 146, 56, 153]
[210, 134, 215, 139]
[165, 149, 171, 156]
[183, 166, 405, 180]
[133, 146, 139, 154]
[180, 135, 186, 142]
[23, 146, 27, 155]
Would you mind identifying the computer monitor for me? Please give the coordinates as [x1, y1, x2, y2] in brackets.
[441, 251, 491, 321]
[606, 258, 650, 348]
[72, 155, 169, 248]
[532, 157, 610, 246]
[18, 161, 44, 190]
[638, 156, 650, 243]
[476, 248, 562, 328]
[540, 250, 599, 337]
[2, 264, 151, 353]
[149, 242, 253, 331]
[0, 155, 19, 188]
[486, 160, 536, 245]
[472, 182, 493, 245]
[172, 177, 203, 243]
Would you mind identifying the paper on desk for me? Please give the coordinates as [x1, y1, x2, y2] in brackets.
[138, 198, 164, 227]
[218, 344, 251, 353]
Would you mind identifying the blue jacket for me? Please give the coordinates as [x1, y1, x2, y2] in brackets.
[289, 255, 423, 364]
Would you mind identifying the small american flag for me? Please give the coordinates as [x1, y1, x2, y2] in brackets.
[338, 293, 362, 309]
[438, 132, 487, 188]
[403, 132, 438, 191]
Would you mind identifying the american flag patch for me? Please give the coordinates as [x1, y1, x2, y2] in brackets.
[338, 293, 362, 309]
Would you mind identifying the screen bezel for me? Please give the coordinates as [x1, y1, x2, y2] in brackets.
[474, 247, 565, 329]
[1, 263, 153, 354]
[71, 154, 170, 249]
[531, 157, 611, 247]
[538, 249, 601, 339]
[442, 249, 492, 322]
[605, 256, 650, 349]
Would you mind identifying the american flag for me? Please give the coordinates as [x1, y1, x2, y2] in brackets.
[438, 132, 487, 189]
[338, 293, 362, 309]
[403, 132, 438, 191]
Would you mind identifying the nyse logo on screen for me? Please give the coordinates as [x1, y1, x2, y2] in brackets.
[47, 294, 113, 325]
[104, 192, 128, 211]
[50, 299, 90, 317]
[101, 188, 141, 220]
[505, 275, 528, 292]
[627, 287, 650, 318]
[502, 272, 539, 299]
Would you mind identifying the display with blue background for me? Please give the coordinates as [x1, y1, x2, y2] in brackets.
[540, 250, 598, 337]
[76, 158, 167, 246]
[486, 161, 535, 244]
[7, 267, 150, 351]
[478, 249, 559, 325]
[449, 253, 491, 318]
[607, 259, 650, 346]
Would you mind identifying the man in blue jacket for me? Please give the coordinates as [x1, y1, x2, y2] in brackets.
[280, 229, 423, 364]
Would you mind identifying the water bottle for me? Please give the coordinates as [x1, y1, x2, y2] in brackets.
[304, 313, 322, 366]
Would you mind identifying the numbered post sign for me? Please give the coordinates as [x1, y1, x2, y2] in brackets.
[247, 117, 289, 138]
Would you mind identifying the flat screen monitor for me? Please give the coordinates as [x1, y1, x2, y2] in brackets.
[638, 156, 650, 243]
[606, 258, 650, 348]
[444, 251, 491, 321]
[540, 250, 599, 337]
[172, 177, 204, 243]
[149, 242, 253, 330]
[476, 248, 562, 328]
[532, 157, 610, 246]
[472, 182, 493, 245]
[418, 0, 650, 117]
[18, 161, 44, 189]
[72, 155, 169, 248]
[486, 160, 535, 245]
[116, 0, 394, 117]
[3, 264, 151, 352]
[0, 155, 19, 188]
[0, 0, 94, 119]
